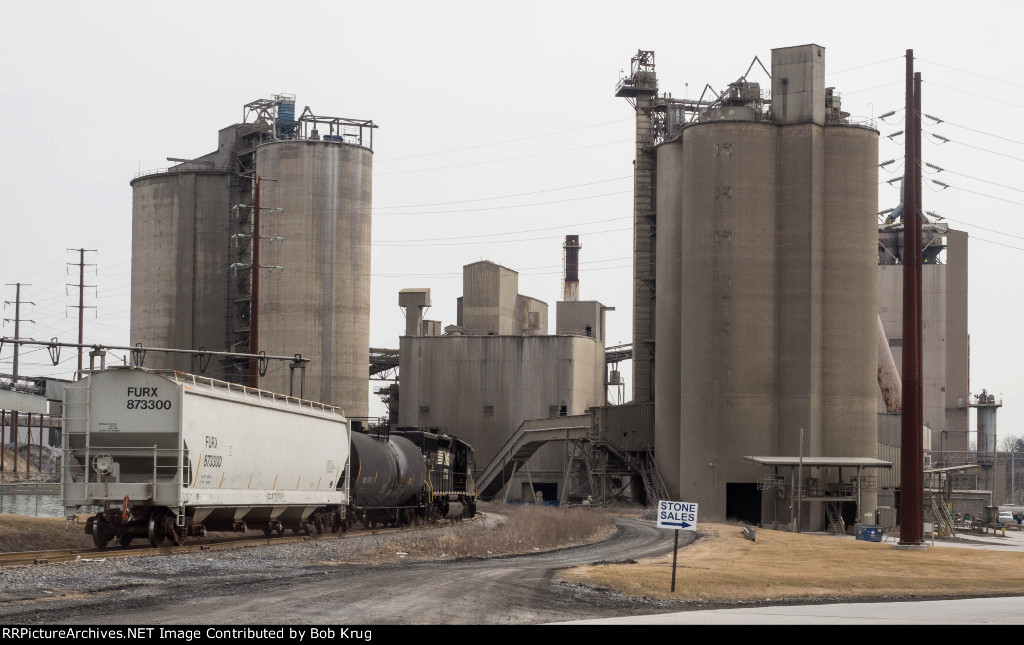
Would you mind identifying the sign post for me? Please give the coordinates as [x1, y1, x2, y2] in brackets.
[657, 500, 698, 592]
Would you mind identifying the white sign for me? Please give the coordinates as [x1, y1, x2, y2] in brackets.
[658, 500, 698, 531]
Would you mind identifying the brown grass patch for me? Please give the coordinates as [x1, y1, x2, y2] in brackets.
[0, 515, 95, 552]
[557, 522, 1024, 601]
[347, 503, 616, 562]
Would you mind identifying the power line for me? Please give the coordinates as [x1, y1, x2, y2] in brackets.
[970, 235, 1024, 252]
[374, 226, 631, 247]
[372, 256, 631, 278]
[925, 131, 1024, 163]
[375, 189, 632, 216]
[917, 57, 1024, 92]
[924, 80, 1024, 111]
[376, 139, 633, 176]
[375, 216, 629, 244]
[374, 176, 631, 209]
[924, 163, 1024, 194]
[937, 216, 1024, 241]
[929, 179, 1024, 207]
[828, 55, 904, 76]
[375, 118, 631, 163]
[922, 114, 1024, 147]
[842, 80, 904, 96]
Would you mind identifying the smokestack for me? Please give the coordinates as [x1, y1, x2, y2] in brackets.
[563, 235, 581, 301]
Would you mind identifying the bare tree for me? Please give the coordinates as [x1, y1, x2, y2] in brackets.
[1001, 434, 1024, 453]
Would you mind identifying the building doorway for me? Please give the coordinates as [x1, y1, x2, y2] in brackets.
[726, 482, 762, 524]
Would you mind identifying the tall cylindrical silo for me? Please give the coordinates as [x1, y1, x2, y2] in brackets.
[821, 126, 879, 454]
[675, 121, 778, 515]
[654, 139, 683, 497]
[129, 170, 232, 372]
[254, 139, 372, 416]
[822, 125, 880, 520]
[774, 124, 825, 463]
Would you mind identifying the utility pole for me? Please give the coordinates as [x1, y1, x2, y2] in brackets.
[4, 282, 34, 475]
[244, 176, 282, 389]
[898, 50, 925, 547]
[67, 249, 96, 379]
[248, 176, 262, 388]
[4, 282, 34, 378]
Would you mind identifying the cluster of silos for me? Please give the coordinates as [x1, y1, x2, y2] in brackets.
[130, 97, 373, 417]
[654, 45, 880, 524]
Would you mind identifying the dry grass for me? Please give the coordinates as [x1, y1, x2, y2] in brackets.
[346, 503, 617, 562]
[557, 522, 1024, 601]
[0, 515, 95, 552]
[0, 503, 617, 557]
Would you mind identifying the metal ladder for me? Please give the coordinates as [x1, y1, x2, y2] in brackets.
[928, 491, 956, 536]
[60, 383, 92, 508]
[602, 439, 669, 507]
[825, 501, 846, 536]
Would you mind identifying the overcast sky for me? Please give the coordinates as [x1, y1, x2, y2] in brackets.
[2, 1, 1021, 437]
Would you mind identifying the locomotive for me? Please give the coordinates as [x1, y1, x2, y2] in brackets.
[61, 367, 475, 549]
[348, 427, 477, 529]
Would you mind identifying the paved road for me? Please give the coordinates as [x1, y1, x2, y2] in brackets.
[559, 596, 1024, 624]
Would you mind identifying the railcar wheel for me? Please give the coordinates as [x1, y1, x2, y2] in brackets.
[92, 517, 112, 550]
[148, 514, 166, 547]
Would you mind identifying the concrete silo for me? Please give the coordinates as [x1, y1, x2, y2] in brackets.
[130, 165, 232, 374]
[652, 45, 880, 526]
[255, 138, 373, 415]
[130, 97, 375, 417]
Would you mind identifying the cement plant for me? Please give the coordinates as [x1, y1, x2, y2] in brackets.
[1, 44, 1018, 549]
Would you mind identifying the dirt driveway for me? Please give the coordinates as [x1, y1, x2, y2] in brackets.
[1, 515, 686, 625]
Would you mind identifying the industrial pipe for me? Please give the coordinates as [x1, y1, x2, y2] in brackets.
[877, 315, 902, 413]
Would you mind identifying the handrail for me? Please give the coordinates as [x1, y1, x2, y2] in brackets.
[160, 370, 345, 416]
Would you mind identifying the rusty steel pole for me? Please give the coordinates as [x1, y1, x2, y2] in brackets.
[11, 410, 17, 476]
[899, 50, 924, 546]
[77, 249, 85, 377]
[248, 176, 261, 389]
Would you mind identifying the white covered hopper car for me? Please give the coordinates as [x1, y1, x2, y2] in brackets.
[62, 367, 350, 548]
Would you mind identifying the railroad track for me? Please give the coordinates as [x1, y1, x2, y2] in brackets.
[0, 514, 480, 568]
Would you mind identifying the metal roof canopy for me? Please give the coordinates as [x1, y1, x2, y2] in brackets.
[924, 464, 979, 474]
[744, 456, 893, 469]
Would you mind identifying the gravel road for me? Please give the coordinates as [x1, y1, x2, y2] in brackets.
[0, 514, 689, 625]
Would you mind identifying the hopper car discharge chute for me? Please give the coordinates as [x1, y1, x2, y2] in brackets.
[61, 366, 351, 548]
